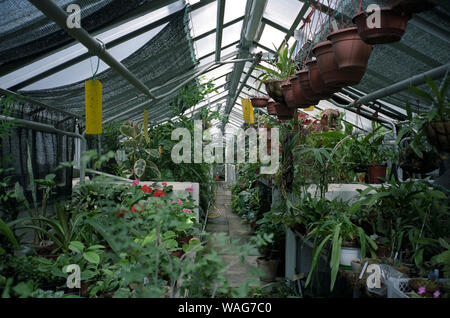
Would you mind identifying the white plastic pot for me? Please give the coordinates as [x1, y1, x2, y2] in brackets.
[340, 247, 361, 270]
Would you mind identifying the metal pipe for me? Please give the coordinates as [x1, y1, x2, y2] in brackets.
[216, 0, 226, 62]
[28, 0, 155, 99]
[347, 63, 450, 109]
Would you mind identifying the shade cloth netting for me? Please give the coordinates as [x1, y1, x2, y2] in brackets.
[17, 12, 198, 126]
[0, 0, 161, 73]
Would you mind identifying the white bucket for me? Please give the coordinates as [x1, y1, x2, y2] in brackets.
[340, 247, 361, 270]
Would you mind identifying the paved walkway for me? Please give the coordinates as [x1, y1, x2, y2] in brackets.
[206, 181, 260, 287]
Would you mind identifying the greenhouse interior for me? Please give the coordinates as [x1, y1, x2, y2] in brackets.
[0, 0, 449, 303]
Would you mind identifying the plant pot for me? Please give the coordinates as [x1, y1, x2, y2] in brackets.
[399, 146, 442, 174]
[266, 100, 277, 115]
[423, 121, 450, 153]
[353, 8, 411, 45]
[251, 96, 269, 108]
[306, 59, 338, 98]
[264, 80, 285, 103]
[368, 164, 387, 183]
[274, 102, 295, 120]
[290, 75, 314, 108]
[340, 247, 361, 270]
[327, 27, 373, 72]
[388, 0, 439, 14]
[256, 257, 280, 282]
[281, 81, 297, 108]
[312, 40, 366, 88]
[296, 69, 321, 105]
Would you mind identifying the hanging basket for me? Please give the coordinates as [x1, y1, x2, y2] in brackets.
[388, 0, 439, 14]
[423, 121, 450, 153]
[266, 100, 277, 115]
[312, 40, 365, 88]
[290, 75, 313, 108]
[306, 59, 338, 99]
[274, 102, 295, 120]
[353, 7, 411, 45]
[250, 96, 269, 108]
[297, 69, 321, 105]
[327, 27, 372, 72]
[281, 80, 298, 108]
[264, 80, 285, 103]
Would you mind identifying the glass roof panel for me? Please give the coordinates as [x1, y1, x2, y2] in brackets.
[258, 24, 287, 51]
[263, 0, 305, 30]
[222, 20, 243, 47]
[193, 32, 216, 59]
[224, 0, 246, 24]
[188, 1, 217, 38]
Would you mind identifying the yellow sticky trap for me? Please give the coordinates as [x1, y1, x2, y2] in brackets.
[241, 98, 254, 124]
[85, 80, 102, 134]
[143, 109, 150, 143]
[304, 106, 315, 111]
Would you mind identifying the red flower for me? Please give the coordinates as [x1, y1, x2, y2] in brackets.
[116, 208, 126, 218]
[162, 182, 168, 186]
[153, 190, 166, 197]
[131, 204, 145, 213]
[141, 185, 153, 194]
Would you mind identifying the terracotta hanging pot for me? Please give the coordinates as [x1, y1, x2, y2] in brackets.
[306, 59, 338, 99]
[388, 0, 439, 14]
[368, 165, 387, 184]
[353, 8, 411, 44]
[274, 102, 295, 120]
[296, 69, 321, 105]
[266, 100, 277, 115]
[250, 96, 269, 108]
[312, 40, 365, 88]
[290, 75, 313, 108]
[281, 80, 297, 108]
[423, 121, 450, 153]
[327, 27, 372, 72]
[264, 80, 285, 103]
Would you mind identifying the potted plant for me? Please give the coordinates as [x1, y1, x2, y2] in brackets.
[306, 59, 338, 99]
[274, 102, 295, 120]
[250, 95, 269, 108]
[255, 42, 297, 104]
[266, 99, 277, 115]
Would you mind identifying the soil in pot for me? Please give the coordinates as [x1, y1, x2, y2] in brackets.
[353, 7, 411, 44]
[296, 69, 321, 105]
[368, 165, 387, 184]
[306, 59, 338, 98]
[264, 80, 285, 103]
[327, 27, 372, 72]
[290, 75, 314, 108]
[281, 80, 297, 108]
[312, 40, 365, 88]
[266, 100, 277, 115]
[251, 96, 269, 108]
[256, 257, 280, 282]
[423, 121, 450, 153]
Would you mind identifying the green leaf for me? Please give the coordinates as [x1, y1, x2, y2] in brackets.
[69, 241, 85, 253]
[0, 218, 19, 249]
[86, 245, 105, 251]
[133, 159, 146, 178]
[83, 251, 100, 264]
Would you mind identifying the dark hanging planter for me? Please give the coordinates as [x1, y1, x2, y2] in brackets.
[250, 96, 269, 108]
[281, 80, 297, 108]
[353, 7, 411, 45]
[388, 0, 439, 14]
[266, 100, 277, 115]
[306, 59, 338, 99]
[290, 74, 313, 108]
[368, 164, 387, 184]
[327, 27, 372, 72]
[264, 80, 285, 103]
[274, 102, 295, 120]
[296, 69, 321, 105]
[312, 40, 365, 88]
[423, 121, 450, 153]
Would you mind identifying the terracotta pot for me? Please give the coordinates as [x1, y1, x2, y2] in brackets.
[264, 80, 285, 103]
[296, 69, 321, 105]
[327, 27, 372, 72]
[388, 0, 438, 14]
[281, 81, 297, 108]
[274, 102, 295, 120]
[423, 121, 450, 153]
[353, 8, 411, 44]
[256, 257, 280, 282]
[368, 165, 387, 184]
[266, 100, 277, 115]
[306, 59, 338, 98]
[290, 74, 313, 108]
[312, 40, 365, 88]
[250, 96, 269, 108]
